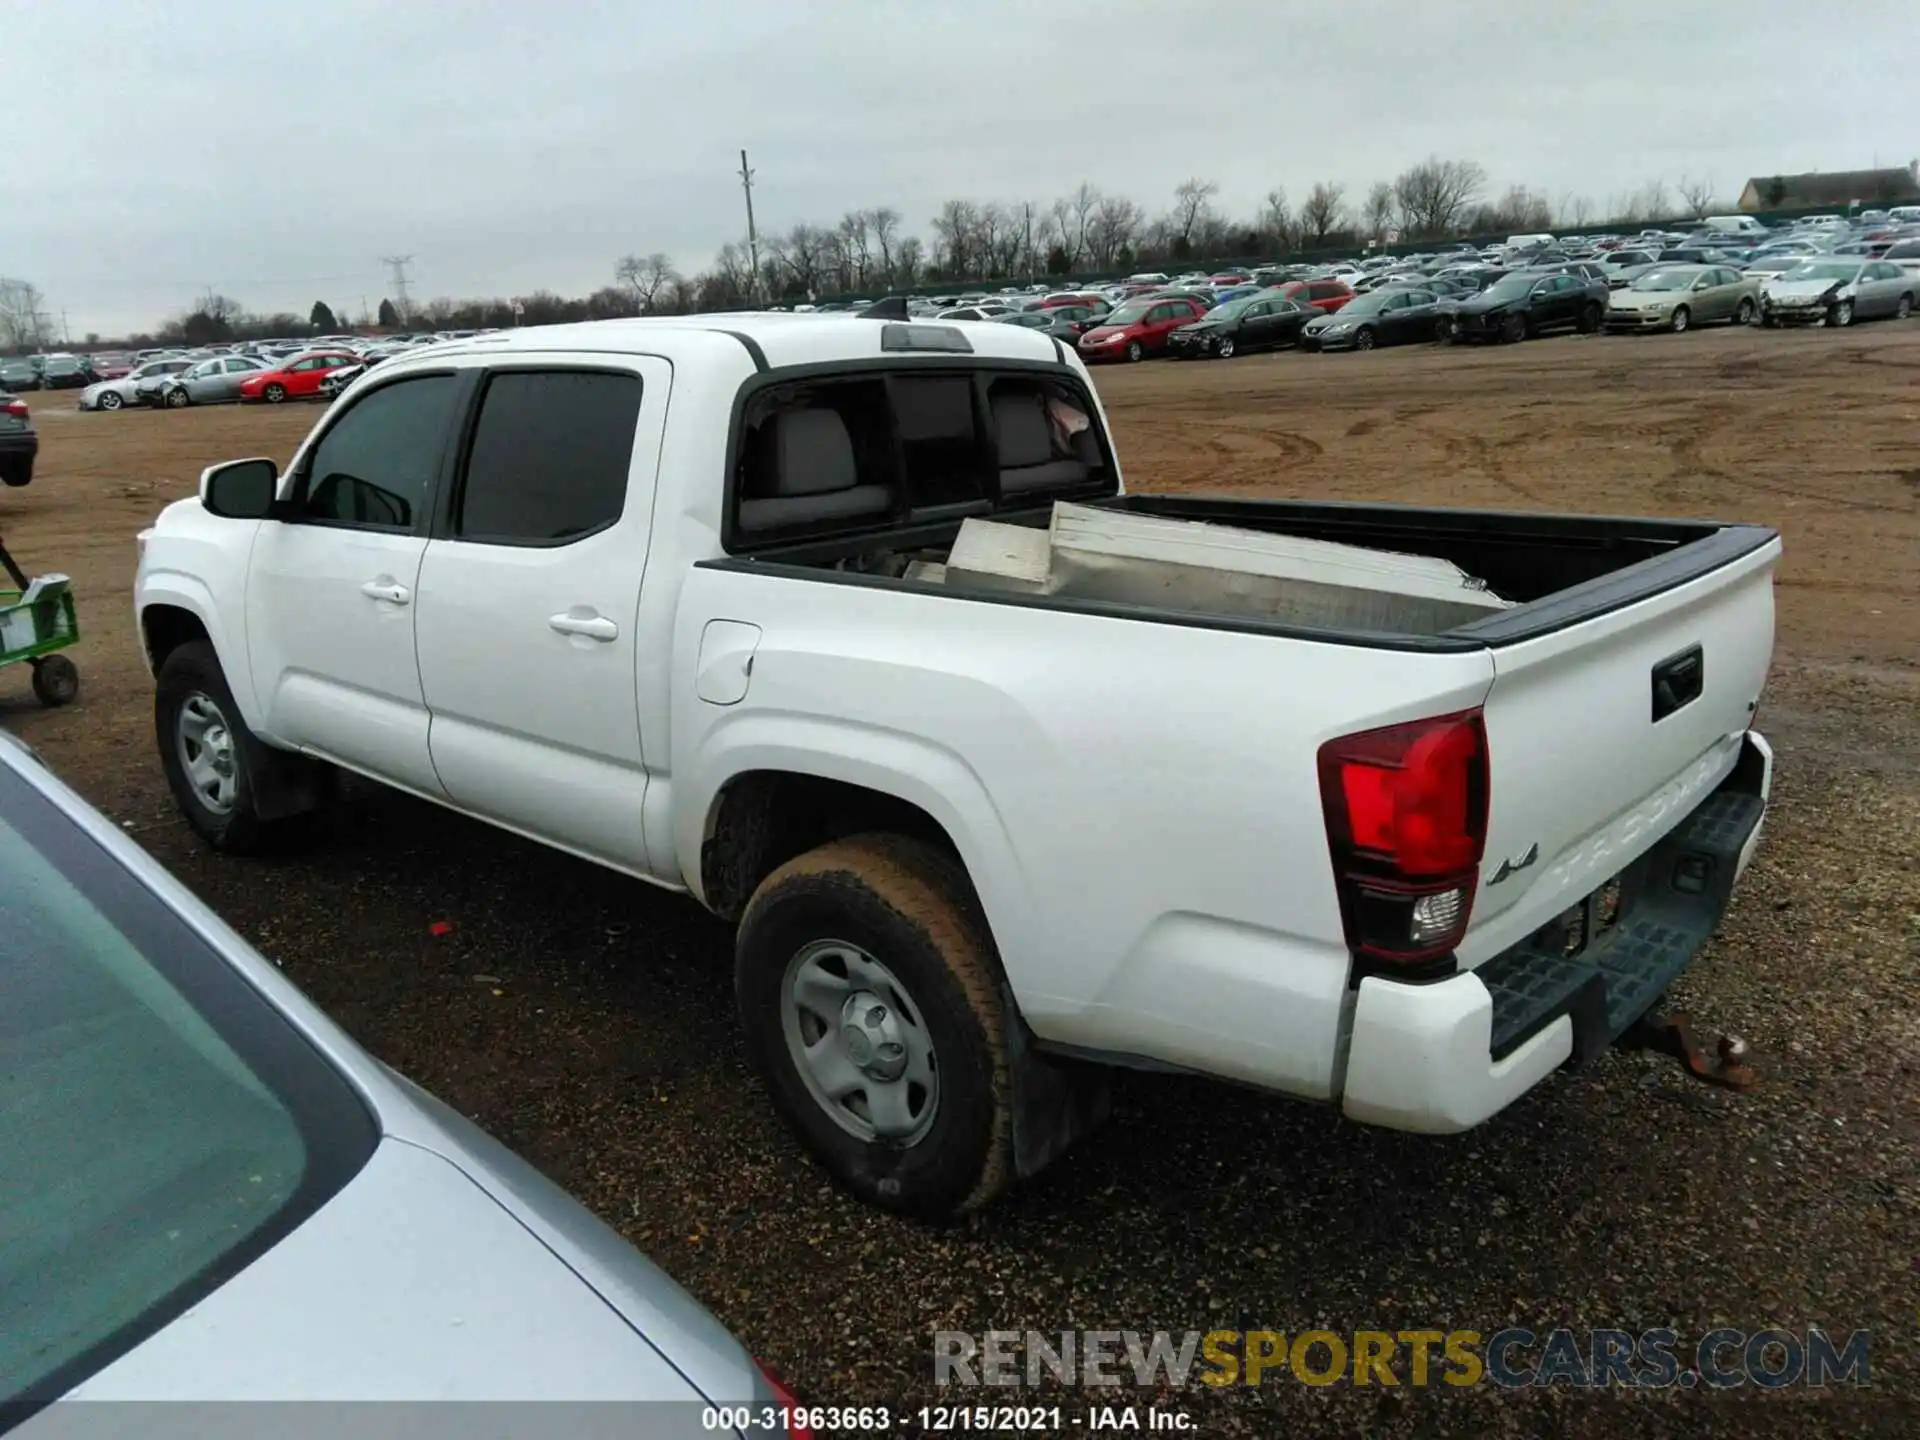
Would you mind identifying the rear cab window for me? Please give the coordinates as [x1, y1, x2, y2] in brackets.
[726, 362, 1116, 549]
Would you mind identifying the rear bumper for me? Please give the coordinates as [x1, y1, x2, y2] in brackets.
[1341, 730, 1772, 1133]
[0, 431, 36, 480]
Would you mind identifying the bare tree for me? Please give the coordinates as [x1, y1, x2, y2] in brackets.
[1392, 156, 1487, 237]
[895, 234, 925, 289]
[837, 211, 873, 290]
[870, 207, 902, 288]
[1066, 183, 1100, 266]
[1299, 182, 1348, 246]
[0, 278, 51, 349]
[1362, 181, 1395, 240]
[930, 199, 981, 278]
[778, 223, 830, 297]
[1171, 177, 1220, 245]
[1635, 178, 1672, 223]
[1676, 175, 1716, 218]
[1086, 194, 1143, 268]
[615, 252, 678, 312]
[1258, 188, 1294, 251]
[1557, 192, 1595, 228]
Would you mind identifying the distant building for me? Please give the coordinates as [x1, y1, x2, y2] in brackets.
[1738, 163, 1920, 212]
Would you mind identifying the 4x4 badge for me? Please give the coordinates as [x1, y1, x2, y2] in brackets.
[1488, 843, 1540, 885]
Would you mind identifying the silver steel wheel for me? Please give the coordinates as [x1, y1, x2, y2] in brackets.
[1215, 336, 1235, 358]
[1829, 300, 1853, 327]
[99, 391, 123, 411]
[781, 939, 938, 1146]
[1670, 306, 1689, 333]
[176, 691, 239, 816]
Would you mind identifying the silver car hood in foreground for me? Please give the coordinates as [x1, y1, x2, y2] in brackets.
[2, 738, 769, 1428]
[62, 1139, 702, 1402]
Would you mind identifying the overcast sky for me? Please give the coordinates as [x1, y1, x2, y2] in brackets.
[10, 0, 1919, 337]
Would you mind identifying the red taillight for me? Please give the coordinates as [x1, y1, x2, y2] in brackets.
[3, 399, 26, 418]
[1318, 710, 1489, 966]
[755, 1361, 814, 1439]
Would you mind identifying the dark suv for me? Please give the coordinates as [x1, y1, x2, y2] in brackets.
[37, 355, 94, 389]
[1, 390, 36, 487]
[1449, 268, 1609, 344]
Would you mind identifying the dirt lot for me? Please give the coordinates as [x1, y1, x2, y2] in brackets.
[4, 324, 1916, 1436]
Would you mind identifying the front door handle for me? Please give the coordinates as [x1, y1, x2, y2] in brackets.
[360, 580, 410, 605]
[550, 611, 618, 642]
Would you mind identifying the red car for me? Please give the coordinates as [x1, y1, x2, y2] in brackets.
[238, 349, 361, 403]
[1270, 279, 1356, 314]
[87, 353, 135, 380]
[1076, 297, 1207, 362]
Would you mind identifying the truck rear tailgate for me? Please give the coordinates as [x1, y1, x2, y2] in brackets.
[1460, 531, 1778, 974]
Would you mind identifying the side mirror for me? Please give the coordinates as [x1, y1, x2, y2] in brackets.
[201, 457, 280, 519]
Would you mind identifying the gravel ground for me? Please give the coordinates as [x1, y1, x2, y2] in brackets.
[2, 322, 1915, 1436]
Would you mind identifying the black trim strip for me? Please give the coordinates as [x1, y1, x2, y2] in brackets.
[716, 330, 769, 373]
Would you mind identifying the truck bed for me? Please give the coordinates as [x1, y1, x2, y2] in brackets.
[703, 493, 1777, 652]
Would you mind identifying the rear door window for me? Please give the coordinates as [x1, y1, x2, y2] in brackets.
[454, 371, 643, 545]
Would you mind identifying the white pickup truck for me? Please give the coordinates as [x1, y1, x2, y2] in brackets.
[135, 314, 1780, 1216]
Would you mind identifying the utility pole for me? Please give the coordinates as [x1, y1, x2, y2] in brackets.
[381, 255, 415, 319]
[739, 150, 761, 304]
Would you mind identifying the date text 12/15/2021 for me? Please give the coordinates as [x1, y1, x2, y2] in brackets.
[702, 1404, 1195, 1432]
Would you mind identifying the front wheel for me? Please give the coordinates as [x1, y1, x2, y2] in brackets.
[1125, 341, 1144, 362]
[98, 391, 124, 411]
[1215, 336, 1235, 359]
[735, 834, 1014, 1218]
[263, 382, 287, 403]
[1828, 300, 1854, 328]
[1670, 305, 1691, 334]
[30, 654, 79, 707]
[1353, 326, 1376, 351]
[164, 386, 190, 408]
[155, 641, 307, 852]
[1501, 313, 1527, 344]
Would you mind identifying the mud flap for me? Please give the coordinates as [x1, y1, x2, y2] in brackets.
[1002, 986, 1112, 1180]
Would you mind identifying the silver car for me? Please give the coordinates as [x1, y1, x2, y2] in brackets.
[141, 355, 272, 409]
[77, 360, 193, 413]
[1759, 258, 1916, 327]
[0, 733, 797, 1433]
[1603, 264, 1760, 333]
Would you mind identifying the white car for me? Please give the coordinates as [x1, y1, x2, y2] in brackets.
[78, 359, 194, 412]
[135, 313, 1780, 1217]
[1882, 237, 1920, 280]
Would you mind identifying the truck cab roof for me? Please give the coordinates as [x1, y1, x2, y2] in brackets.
[403, 313, 1074, 375]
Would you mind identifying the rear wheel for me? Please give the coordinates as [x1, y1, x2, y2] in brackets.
[1434, 316, 1454, 341]
[263, 382, 287, 403]
[1577, 302, 1603, 333]
[1125, 340, 1144, 362]
[1670, 305, 1691, 334]
[1733, 297, 1756, 325]
[1897, 294, 1913, 320]
[735, 834, 1014, 1218]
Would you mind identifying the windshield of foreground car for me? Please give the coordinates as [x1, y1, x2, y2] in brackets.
[1478, 275, 1535, 301]
[1782, 261, 1862, 283]
[0, 760, 374, 1405]
[1631, 270, 1697, 292]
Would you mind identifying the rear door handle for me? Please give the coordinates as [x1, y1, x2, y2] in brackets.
[360, 580, 410, 605]
[550, 611, 618, 642]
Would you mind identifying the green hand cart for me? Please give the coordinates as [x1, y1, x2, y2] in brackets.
[0, 534, 80, 707]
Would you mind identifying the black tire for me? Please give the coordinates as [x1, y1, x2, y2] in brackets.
[164, 386, 190, 408]
[98, 391, 124, 411]
[1, 464, 29, 488]
[30, 654, 79, 707]
[1577, 302, 1603, 334]
[735, 833, 1013, 1219]
[1829, 300, 1853, 328]
[155, 641, 297, 852]
[263, 382, 287, 403]
[1734, 297, 1756, 326]
[1897, 294, 1913, 320]
[1670, 305, 1691, 334]
[1125, 341, 1144, 363]
[1434, 316, 1454, 342]
[1353, 326, 1376, 351]
[1215, 335, 1235, 359]
[1501, 313, 1527, 344]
